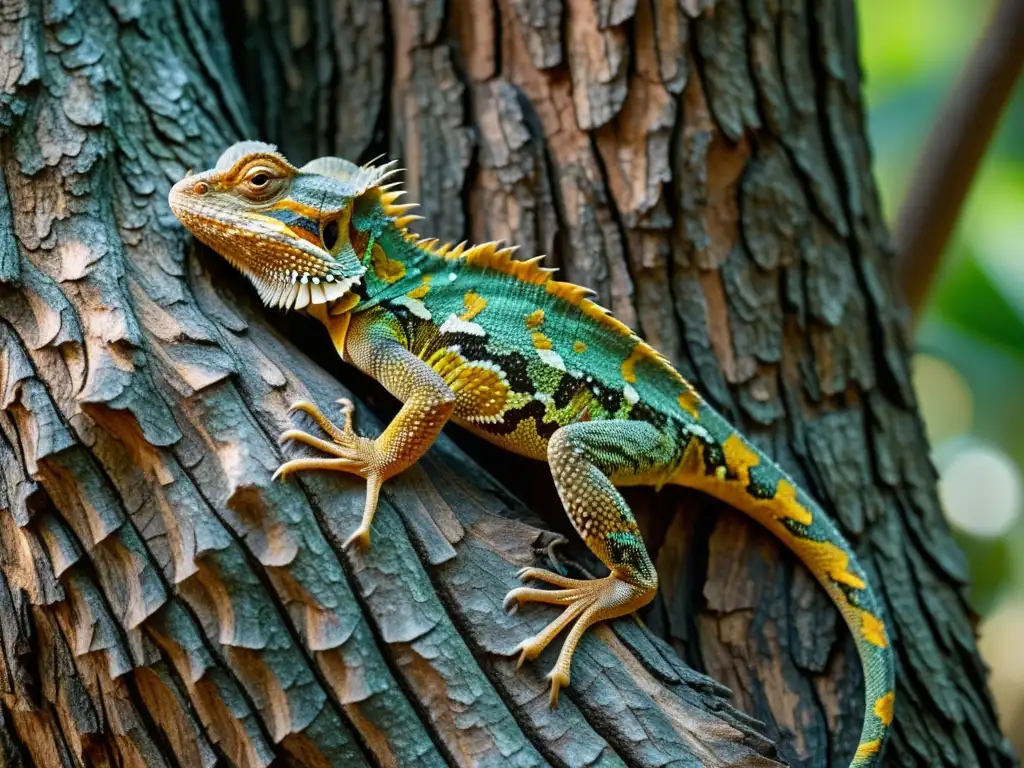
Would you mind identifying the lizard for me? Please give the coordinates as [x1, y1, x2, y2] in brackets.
[168, 141, 896, 767]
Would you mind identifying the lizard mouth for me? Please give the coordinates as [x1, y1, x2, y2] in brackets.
[168, 177, 364, 311]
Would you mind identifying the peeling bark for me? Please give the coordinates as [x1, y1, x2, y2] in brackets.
[0, 0, 1014, 767]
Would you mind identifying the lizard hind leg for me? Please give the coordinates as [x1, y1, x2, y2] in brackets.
[504, 421, 669, 707]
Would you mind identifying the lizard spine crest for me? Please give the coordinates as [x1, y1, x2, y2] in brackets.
[378, 201, 692, 396]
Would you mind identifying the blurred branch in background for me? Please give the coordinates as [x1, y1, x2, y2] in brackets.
[895, 0, 1024, 321]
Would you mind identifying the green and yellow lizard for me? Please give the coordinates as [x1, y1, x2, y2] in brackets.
[169, 142, 895, 766]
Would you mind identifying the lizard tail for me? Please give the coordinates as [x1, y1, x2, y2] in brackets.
[672, 413, 895, 767]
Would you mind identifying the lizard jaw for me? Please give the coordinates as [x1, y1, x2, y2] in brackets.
[168, 175, 363, 311]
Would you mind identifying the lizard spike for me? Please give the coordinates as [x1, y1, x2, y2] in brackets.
[363, 153, 388, 168]
[387, 202, 419, 216]
[378, 181, 403, 192]
[417, 238, 439, 251]
[377, 169, 405, 183]
[379, 191, 406, 206]
[448, 241, 468, 259]
[394, 214, 425, 228]
[309, 282, 327, 304]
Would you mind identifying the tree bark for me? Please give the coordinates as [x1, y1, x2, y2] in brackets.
[0, 1, 1014, 767]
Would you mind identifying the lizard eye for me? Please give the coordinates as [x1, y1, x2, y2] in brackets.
[321, 218, 339, 251]
[238, 166, 283, 201]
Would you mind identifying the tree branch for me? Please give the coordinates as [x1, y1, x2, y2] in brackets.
[895, 0, 1024, 319]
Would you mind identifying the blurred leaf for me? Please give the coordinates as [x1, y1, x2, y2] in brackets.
[857, 0, 993, 107]
[930, 252, 1024, 358]
[953, 531, 1016, 616]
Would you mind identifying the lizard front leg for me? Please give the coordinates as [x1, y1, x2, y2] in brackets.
[504, 420, 670, 706]
[275, 309, 455, 549]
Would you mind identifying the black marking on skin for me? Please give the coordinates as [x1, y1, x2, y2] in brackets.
[781, 517, 812, 539]
[482, 348, 536, 395]
[629, 400, 665, 429]
[381, 300, 420, 342]
[352, 278, 371, 302]
[836, 583, 868, 610]
[606, 532, 648, 576]
[598, 387, 623, 415]
[700, 438, 730, 478]
[780, 517, 871, 609]
[479, 399, 558, 438]
[684, 412, 735, 479]
[552, 371, 586, 409]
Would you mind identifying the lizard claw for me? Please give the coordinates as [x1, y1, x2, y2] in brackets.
[503, 592, 520, 614]
[546, 669, 570, 709]
[343, 525, 372, 550]
[278, 428, 307, 446]
[503, 572, 655, 709]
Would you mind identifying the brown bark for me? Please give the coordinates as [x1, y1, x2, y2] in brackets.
[0, 0, 1014, 767]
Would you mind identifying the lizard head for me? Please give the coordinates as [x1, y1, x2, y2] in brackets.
[168, 141, 377, 311]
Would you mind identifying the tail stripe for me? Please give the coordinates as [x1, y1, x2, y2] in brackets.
[674, 408, 896, 767]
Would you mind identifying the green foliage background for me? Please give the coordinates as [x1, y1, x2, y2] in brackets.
[860, 0, 1024, 749]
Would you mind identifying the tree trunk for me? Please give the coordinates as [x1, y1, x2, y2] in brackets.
[0, 0, 1014, 767]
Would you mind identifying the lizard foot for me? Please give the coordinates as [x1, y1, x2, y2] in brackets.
[503, 569, 655, 708]
[274, 398, 382, 549]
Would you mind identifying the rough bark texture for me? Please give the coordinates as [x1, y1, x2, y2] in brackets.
[0, 1, 1014, 767]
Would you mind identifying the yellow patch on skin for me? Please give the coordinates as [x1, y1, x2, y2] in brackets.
[715, 437, 816, 528]
[328, 291, 361, 316]
[874, 691, 895, 727]
[573, 340, 587, 354]
[371, 243, 406, 283]
[532, 331, 553, 350]
[426, 348, 466, 380]
[307, 304, 353, 360]
[406, 275, 431, 299]
[794, 538, 867, 590]
[677, 389, 701, 418]
[721, 433, 760, 469]
[621, 346, 644, 383]
[525, 308, 545, 328]
[451, 365, 510, 420]
[861, 612, 888, 648]
[854, 740, 881, 760]
[461, 291, 488, 321]
[773, 479, 814, 527]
